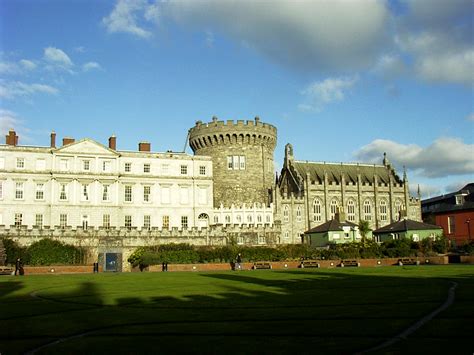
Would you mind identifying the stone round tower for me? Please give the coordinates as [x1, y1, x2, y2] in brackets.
[189, 116, 277, 208]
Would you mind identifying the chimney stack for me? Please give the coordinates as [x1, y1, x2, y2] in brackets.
[62, 137, 75, 146]
[5, 129, 18, 146]
[50, 131, 56, 148]
[138, 142, 151, 152]
[109, 135, 116, 150]
[335, 209, 346, 222]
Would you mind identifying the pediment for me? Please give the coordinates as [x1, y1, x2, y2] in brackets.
[56, 139, 118, 156]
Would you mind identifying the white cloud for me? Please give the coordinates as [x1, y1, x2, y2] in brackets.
[19, 59, 37, 70]
[299, 75, 358, 111]
[0, 109, 21, 136]
[44, 47, 73, 68]
[0, 81, 59, 100]
[354, 137, 474, 178]
[82, 62, 102, 72]
[0, 61, 20, 75]
[468, 113, 474, 122]
[102, 0, 156, 38]
[373, 54, 406, 79]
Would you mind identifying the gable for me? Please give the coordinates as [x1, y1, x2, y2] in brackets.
[55, 139, 118, 156]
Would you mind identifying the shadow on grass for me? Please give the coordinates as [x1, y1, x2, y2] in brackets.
[0, 266, 473, 354]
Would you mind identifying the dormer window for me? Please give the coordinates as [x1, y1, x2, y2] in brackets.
[455, 195, 464, 205]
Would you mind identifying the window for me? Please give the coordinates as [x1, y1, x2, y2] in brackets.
[247, 215, 253, 224]
[180, 186, 189, 204]
[59, 159, 69, 171]
[181, 216, 188, 229]
[82, 183, 89, 201]
[296, 206, 302, 222]
[143, 215, 151, 230]
[35, 214, 43, 228]
[162, 215, 170, 229]
[82, 215, 89, 230]
[239, 156, 246, 170]
[266, 215, 271, 223]
[412, 234, 420, 242]
[236, 214, 242, 223]
[198, 187, 207, 205]
[35, 183, 45, 200]
[59, 214, 68, 228]
[125, 215, 132, 230]
[379, 200, 388, 221]
[227, 155, 246, 170]
[333, 233, 340, 240]
[102, 184, 110, 201]
[237, 236, 244, 245]
[257, 214, 262, 223]
[455, 195, 464, 205]
[144, 163, 150, 173]
[125, 162, 131, 172]
[83, 160, 90, 171]
[394, 200, 403, 219]
[16, 158, 25, 169]
[36, 159, 46, 171]
[448, 216, 455, 234]
[199, 166, 206, 175]
[364, 200, 372, 221]
[161, 186, 170, 204]
[214, 215, 219, 224]
[161, 164, 169, 175]
[102, 160, 111, 172]
[14, 213, 22, 228]
[258, 236, 265, 244]
[15, 182, 24, 199]
[313, 199, 322, 222]
[143, 185, 151, 202]
[284, 231, 290, 240]
[330, 199, 339, 219]
[225, 215, 231, 224]
[103, 214, 110, 229]
[0, 157, 4, 169]
[0, 181, 3, 199]
[180, 165, 188, 175]
[124, 185, 132, 202]
[283, 205, 289, 222]
[347, 200, 356, 222]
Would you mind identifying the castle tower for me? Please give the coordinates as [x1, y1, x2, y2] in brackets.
[189, 116, 277, 207]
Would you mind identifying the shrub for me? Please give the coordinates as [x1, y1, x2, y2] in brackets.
[27, 239, 85, 265]
[1, 238, 29, 265]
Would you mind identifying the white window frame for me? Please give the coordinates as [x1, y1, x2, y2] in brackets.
[162, 215, 170, 229]
[180, 165, 188, 175]
[125, 215, 132, 230]
[81, 183, 90, 201]
[14, 213, 22, 228]
[313, 199, 322, 222]
[125, 162, 132, 172]
[181, 215, 188, 229]
[15, 182, 24, 200]
[143, 185, 151, 202]
[35, 183, 45, 200]
[35, 214, 43, 228]
[143, 215, 151, 230]
[16, 158, 25, 169]
[143, 163, 151, 173]
[83, 160, 90, 171]
[103, 214, 110, 229]
[102, 184, 110, 202]
[199, 165, 206, 175]
[59, 214, 68, 228]
[124, 185, 132, 202]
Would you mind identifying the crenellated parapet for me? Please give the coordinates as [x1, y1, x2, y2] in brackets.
[189, 116, 277, 152]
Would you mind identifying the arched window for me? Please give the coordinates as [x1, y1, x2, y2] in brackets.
[330, 199, 339, 219]
[225, 215, 231, 224]
[312, 199, 322, 222]
[296, 206, 302, 222]
[347, 200, 356, 222]
[283, 205, 289, 222]
[257, 214, 262, 223]
[363, 200, 372, 221]
[379, 200, 388, 221]
[213, 215, 219, 224]
[247, 214, 253, 224]
[394, 199, 403, 219]
[236, 214, 242, 223]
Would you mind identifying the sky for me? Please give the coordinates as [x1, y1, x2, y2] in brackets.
[0, 0, 473, 199]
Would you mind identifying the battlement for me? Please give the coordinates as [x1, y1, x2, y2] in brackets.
[191, 116, 277, 135]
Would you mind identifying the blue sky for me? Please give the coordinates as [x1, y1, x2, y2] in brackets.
[1, 0, 473, 198]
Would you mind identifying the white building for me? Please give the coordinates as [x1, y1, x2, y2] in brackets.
[0, 130, 214, 231]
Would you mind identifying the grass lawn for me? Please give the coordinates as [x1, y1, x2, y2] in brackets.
[1, 265, 473, 354]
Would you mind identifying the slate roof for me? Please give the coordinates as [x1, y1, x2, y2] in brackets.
[373, 219, 442, 234]
[304, 219, 358, 234]
[422, 183, 474, 214]
[293, 161, 402, 185]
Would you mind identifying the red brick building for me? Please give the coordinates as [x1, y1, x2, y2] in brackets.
[422, 183, 474, 246]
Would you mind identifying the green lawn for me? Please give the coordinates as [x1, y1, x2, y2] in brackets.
[1, 265, 473, 354]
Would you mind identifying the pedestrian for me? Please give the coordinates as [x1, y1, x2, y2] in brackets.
[236, 253, 242, 270]
[15, 258, 22, 276]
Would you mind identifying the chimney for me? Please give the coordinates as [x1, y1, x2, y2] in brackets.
[109, 135, 116, 150]
[138, 141, 151, 152]
[50, 131, 56, 148]
[5, 129, 18, 146]
[335, 209, 346, 222]
[62, 137, 75, 146]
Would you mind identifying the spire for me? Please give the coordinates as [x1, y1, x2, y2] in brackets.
[417, 184, 421, 199]
[403, 165, 407, 181]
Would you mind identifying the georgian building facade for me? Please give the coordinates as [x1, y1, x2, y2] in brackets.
[0, 130, 214, 231]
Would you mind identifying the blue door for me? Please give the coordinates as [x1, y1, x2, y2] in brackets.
[105, 253, 118, 272]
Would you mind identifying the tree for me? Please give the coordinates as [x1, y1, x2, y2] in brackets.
[358, 220, 371, 245]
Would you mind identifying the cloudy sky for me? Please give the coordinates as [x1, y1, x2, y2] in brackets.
[1, 0, 473, 198]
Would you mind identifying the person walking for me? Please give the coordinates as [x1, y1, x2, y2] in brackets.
[15, 258, 22, 276]
[236, 253, 242, 270]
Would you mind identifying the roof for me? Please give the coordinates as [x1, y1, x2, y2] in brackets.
[373, 219, 442, 234]
[422, 183, 474, 214]
[293, 161, 402, 185]
[304, 219, 358, 234]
